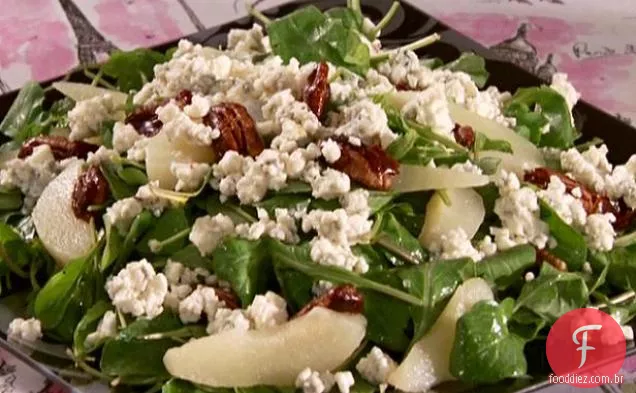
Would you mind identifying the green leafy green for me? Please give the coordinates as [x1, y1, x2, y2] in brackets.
[0, 82, 47, 144]
[73, 301, 112, 357]
[162, 379, 232, 393]
[102, 49, 167, 92]
[477, 245, 536, 290]
[539, 200, 587, 271]
[474, 132, 513, 154]
[270, 239, 424, 305]
[441, 53, 489, 88]
[198, 195, 256, 224]
[136, 208, 190, 256]
[267, 6, 371, 74]
[373, 213, 425, 265]
[113, 210, 155, 270]
[212, 238, 275, 306]
[592, 245, 636, 291]
[451, 298, 527, 383]
[256, 194, 311, 217]
[0, 188, 22, 213]
[99, 160, 147, 200]
[505, 86, 577, 148]
[514, 264, 588, 324]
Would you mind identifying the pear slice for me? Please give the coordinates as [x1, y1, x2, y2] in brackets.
[163, 307, 367, 387]
[418, 188, 485, 249]
[388, 278, 494, 392]
[145, 131, 215, 189]
[52, 82, 128, 106]
[393, 165, 489, 193]
[32, 162, 96, 265]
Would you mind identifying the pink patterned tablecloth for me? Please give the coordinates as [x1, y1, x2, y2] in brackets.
[0, 0, 634, 126]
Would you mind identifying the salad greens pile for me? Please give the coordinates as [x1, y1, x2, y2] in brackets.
[0, 1, 635, 393]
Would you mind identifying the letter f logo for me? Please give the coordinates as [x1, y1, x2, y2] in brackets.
[572, 324, 602, 368]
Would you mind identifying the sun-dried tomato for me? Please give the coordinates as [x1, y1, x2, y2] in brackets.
[214, 287, 240, 310]
[296, 285, 364, 317]
[125, 89, 193, 137]
[18, 136, 99, 160]
[303, 62, 331, 120]
[205, 102, 264, 158]
[452, 124, 476, 149]
[71, 165, 110, 222]
[326, 137, 399, 190]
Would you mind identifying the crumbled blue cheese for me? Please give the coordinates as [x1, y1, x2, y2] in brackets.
[477, 235, 498, 257]
[308, 168, 351, 200]
[246, 291, 288, 330]
[112, 122, 144, 154]
[537, 175, 587, 228]
[236, 208, 300, 244]
[207, 308, 251, 335]
[7, 318, 42, 342]
[550, 72, 580, 111]
[524, 272, 535, 282]
[0, 145, 60, 211]
[105, 259, 168, 319]
[68, 94, 122, 141]
[135, 181, 173, 216]
[584, 213, 616, 251]
[429, 228, 483, 262]
[156, 100, 216, 146]
[334, 98, 397, 149]
[170, 161, 210, 192]
[104, 197, 144, 234]
[86, 146, 119, 166]
[85, 311, 117, 347]
[490, 171, 549, 250]
[127, 138, 149, 162]
[295, 368, 335, 393]
[560, 145, 612, 193]
[189, 214, 235, 256]
[377, 49, 436, 90]
[356, 346, 397, 385]
[262, 90, 322, 152]
[450, 161, 483, 175]
[334, 371, 355, 393]
[401, 84, 454, 138]
[321, 139, 342, 163]
[227, 24, 270, 56]
[178, 285, 221, 324]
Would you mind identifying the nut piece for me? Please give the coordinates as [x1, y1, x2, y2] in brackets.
[19, 136, 99, 160]
[326, 137, 399, 190]
[303, 62, 331, 119]
[205, 102, 264, 158]
[452, 124, 475, 149]
[296, 285, 364, 317]
[125, 90, 194, 137]
[525, 167, 635, 230]
[71, 165, 110, 222]
[536, 248, 567, 272]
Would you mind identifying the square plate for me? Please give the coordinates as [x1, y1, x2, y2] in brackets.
[1, 1, 635, 392]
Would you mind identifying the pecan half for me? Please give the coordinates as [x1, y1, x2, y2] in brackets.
[296, 285, 364, 317]
[536, 248, 567, 271]
[452, 124, 475, 149]
[205, 102, 264, 158]
[72, 165, 110, 222]
[525, 167, 636, 231]
[303, 62, 330, 119]
[214, 287, 240, 310]
[125, 90, 193, 137]
[19, 136, 99, 160]
[326, 137, 399, 190]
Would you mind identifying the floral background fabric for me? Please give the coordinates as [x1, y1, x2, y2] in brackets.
[0, 0, 634, 126]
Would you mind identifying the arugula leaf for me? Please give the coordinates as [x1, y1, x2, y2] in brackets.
[170, 245, 213, 271]
[113, 210, 155, 270]
[269, 240, 424, 305]
[101, 337, 175, 384]
[325, 7, 363, 30]
[163, 379, 233, 393]
[273, 262, 314, 311]
[399, 258, 475, 343]
[34, 245, 103, 342]
[539, 200, 587, 271]
[100, 161, 140, 200]
[73, 301, 112, 358]
[267, 6, 371, 74]
[198, 195, 256, 224]
[373, 213, 425, 265]
[102, 49, 167, 92]
[0, 222, 32, 281]
[118, 311, 183, 339]
[477, 245, 536, 290]
[256, 194, 311, 217]
[514, 264, 588, 324]
[0, 82, 46, 142]
[505, 86, 577, 148]
[441, 53, 489, 88]
[0, 188, 22, 212]
[474, 132, 513, 154]
[136, 208, 190, 256]
[450, 298, 527, 383]
[591, 245, 636, 291]
[212, 238, 275, 306]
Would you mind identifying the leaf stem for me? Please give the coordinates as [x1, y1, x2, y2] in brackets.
[593, 290, 636, 309]
[575, 137, 604, 152]
[0, 247, 28, 279]
[369, 1, 400, 39]
[83, 69, 117, 90]
[349, 0, 362, 14]
[29, 260, 40, 291]
[407, 120, 468, 153]
[615, 231, 636, 248]
[90, 68, 105, 87]
[74, 358, 111, 382]
[371, 33, 442, 62]
[246, 2, 272, 25]
[148, 228, 191, 254]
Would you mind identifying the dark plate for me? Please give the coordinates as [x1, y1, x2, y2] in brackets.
[0, 0, 635, 392]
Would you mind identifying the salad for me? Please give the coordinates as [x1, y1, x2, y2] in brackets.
[0, 1, 635, 392]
